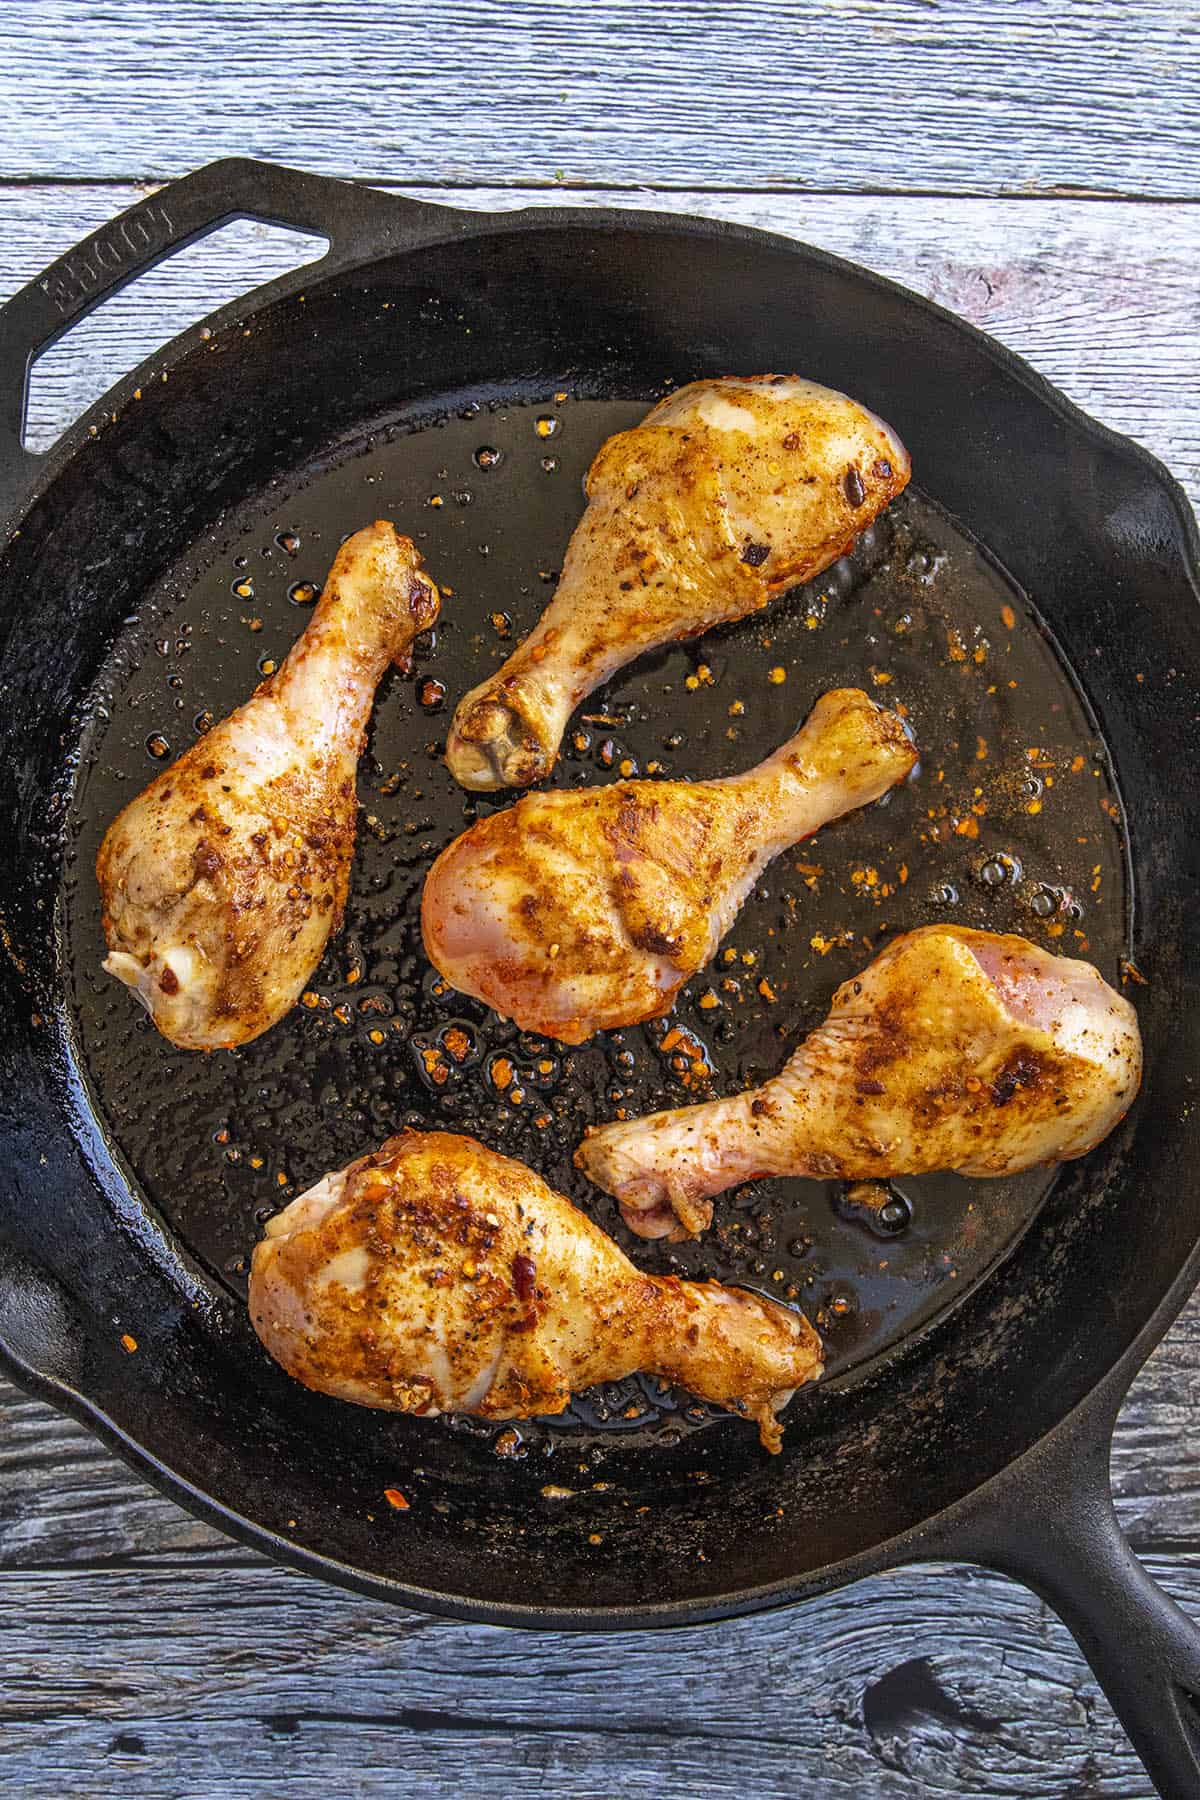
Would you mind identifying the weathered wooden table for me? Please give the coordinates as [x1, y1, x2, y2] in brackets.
[2, 4, 1197, 1794]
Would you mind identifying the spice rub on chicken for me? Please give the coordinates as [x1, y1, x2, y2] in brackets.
[250, 1130, 823, 1452]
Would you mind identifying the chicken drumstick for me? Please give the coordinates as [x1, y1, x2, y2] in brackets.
[250, 1130, 823, 1452]
[424, 687, 916, 1042]
[576, 926, 1143, 1240]
[97, 522, 440, 1049]
[446, 375, 909, 790]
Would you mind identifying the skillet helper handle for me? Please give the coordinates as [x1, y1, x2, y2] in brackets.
[0, 156, 450, 503]
[941, 1385, 1200, 1799]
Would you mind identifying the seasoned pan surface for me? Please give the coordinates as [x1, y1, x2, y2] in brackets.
[64, 389, 1129, 1457]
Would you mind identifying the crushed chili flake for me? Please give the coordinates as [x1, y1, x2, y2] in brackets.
[809, 929, 856, 956]
[120, 1332, 138, 1354]
[1121, 959, 1149, 986]
[490, 1057, 514, 1090]
[384, 1488, 410, 1510]
[758, 977, 778, 1002]
[443, 1027, 472, 1064]
[655, 1024, 714, 1089]
[1001, 604, 1016, 629]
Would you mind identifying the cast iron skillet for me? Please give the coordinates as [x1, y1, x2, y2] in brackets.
[1, 159, 1199, 1796]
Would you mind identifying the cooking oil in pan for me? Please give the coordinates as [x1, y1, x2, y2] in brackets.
[64, 392, 1130, 1457]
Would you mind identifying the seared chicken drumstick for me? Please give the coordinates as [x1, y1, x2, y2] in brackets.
[577, 926, 1143, 1240]
[250, 1130, 823, 1452]
[446, 375, 909, 790]
[424, 688, 915, 1042]
[97, 522, 440, 1049]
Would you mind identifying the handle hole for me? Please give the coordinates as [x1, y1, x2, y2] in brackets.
[23, 220, 329, 453]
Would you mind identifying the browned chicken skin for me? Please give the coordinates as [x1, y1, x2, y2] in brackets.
[576, 926, 1143, 1240]
[446, 376, 910, 790]
[423, 688, 916, 1042]
[249, 1131, 823, 1452]
[97, 522, 440, 1049]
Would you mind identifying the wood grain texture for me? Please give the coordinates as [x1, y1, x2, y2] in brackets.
[0, 0, 1198, 196]
[5, 1549, 1199, 1798]
[3, 185, 1197, 502]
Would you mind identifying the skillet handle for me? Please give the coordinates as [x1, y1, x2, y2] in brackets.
[933, 1380, 1200, 1798]
[0, 156, 458, 505]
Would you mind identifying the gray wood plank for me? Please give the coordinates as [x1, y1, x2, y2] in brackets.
[2, 185, 1196, 507]
[1, 0, 1198, 196]
[4, 1554, 1195, 1797]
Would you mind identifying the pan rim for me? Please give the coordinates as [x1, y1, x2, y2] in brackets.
[2, 168, 1199, 1621]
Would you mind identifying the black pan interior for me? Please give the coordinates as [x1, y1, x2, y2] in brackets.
[0, 216, 1197, 1619]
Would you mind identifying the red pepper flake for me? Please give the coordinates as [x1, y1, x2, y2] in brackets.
[120, 1332, 138, 1354]
[1000, 604, 1016, 629]
[1121, 959, 1149, 986]
[655, 1024, 713, 1089]
[490, 1056, 514, 1091]
[383, 1488, 410, 1511]
[757, 977, 778, 1002]
[443, 1026, 472, 1064]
